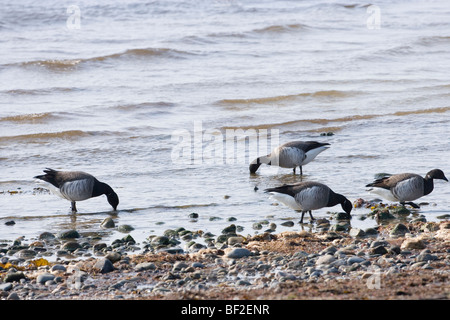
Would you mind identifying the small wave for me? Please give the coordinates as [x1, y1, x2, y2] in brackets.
[220, 114, 376, 131]
[19, 59, 82, 70]
[416, 36, 450, 46]
[2, 87, 82, 96]
[0, 130, 91, 143]
[252, 23, 309, 34]
[113, 101, 177, 111]
[220, 106, 450, 132]
[373, 45, 414, 58]
[208, 23, 309, 39]
[0, 112, 60, 124]
[284, 125, 345, 134]
[9, 47, 195, 71]
[179, 35, 217, 45]
[393, 106, 450, 116]
[216, 90, 361, 105]
[88, 47, 195, 62]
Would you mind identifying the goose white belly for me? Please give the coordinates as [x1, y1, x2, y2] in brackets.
[303, 146, 329, 165]
[269, 193, 303, 210]
[367, 187, 399, 202]
[36, 180, 67, 200]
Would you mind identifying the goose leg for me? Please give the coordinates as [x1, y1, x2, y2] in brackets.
[300, 166, 303, 175]
[300, 211, 306, 224]
[293, 167, 296, 174]
[71, 201, 77, 213]
[308, 210, 315, 222]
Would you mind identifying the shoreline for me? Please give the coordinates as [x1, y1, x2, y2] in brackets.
[1, 218, 449, 300]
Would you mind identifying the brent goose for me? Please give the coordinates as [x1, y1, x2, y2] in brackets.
[365, 169, 448, 208]
[34, 168, 119, 212]
[249, 141, 330, 175]
[265, 181, 352, 223]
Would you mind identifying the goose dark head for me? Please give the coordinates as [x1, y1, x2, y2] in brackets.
[249, 157, 262, 173]
[341, 197, 353, 216]
[425, 169, 448, 182]
[249, 163, 261, 174]
[107, 191, 119, 211]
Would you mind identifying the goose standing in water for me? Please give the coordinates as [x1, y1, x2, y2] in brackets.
[34, 168, 119, 212]
[365, 169, 448, 208]
[265, 181, 352, 223]
[249, 141, 330, 175]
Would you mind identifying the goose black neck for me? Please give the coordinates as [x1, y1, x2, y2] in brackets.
[327, 192, 346, 207]
[423, 178, 434, 196]
[92, 180, 113, 198]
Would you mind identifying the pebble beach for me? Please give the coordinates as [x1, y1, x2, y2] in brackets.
[1, 201, 449, 301]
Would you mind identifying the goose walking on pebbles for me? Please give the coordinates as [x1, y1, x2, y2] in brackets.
[34, 168, 119, 213]
[249, 141, 330, 175]
[365, 169, 448, 208]
[265, 181, 352, 223]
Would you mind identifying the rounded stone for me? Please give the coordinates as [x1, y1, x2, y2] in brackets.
[151, 236, 170, 246]
[93, 243, 107, 251]
[101, 217, 115, 229]
[134, 262, 157, 271]
[281, 221, 294, 227]
[316, 254, 336, 265]
[347, 256, 366, 264]
[0, 283, 13, 291]
[191, 262, 205, 268]
[58, 230, 80, 239]
[225, 248, 251, 259]
[173, 261, 189, 271]
[51, 264, 67, 272]
[61, 241, 82, 252]
[416, 253, 437, 262]
[390, 223, 409, 236]
[7, 292, 20, 300]
[39, 232, 56, 240]
[252, 223, 263, 230]
[401, 238, 426, 250]
[349, 228, 365, 238]
[15, 249, 37, 259]
[222, 224, 237, 234]
[37, 272, 55, 284]
[105, 252, 121, 263]
[94, 258, 115, 274]
[4, 272, 26, 283]
[370, 245, 388, 255]
[227, 236, 244, 246]
[118, 224, 134, 233]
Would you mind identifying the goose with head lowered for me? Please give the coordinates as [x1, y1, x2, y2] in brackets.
[249, 141, 330, 175]
[365, 169, 448, 208]
[34, 168, 119, 213]
[265, 181, 352, 224]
